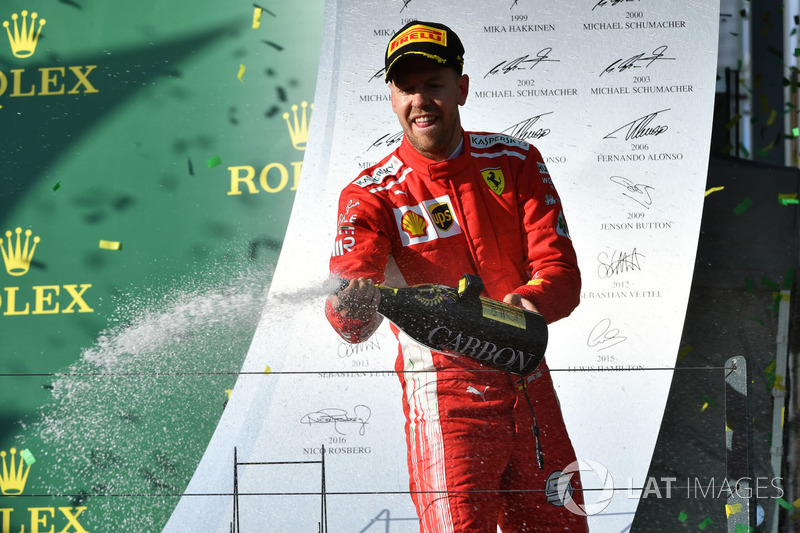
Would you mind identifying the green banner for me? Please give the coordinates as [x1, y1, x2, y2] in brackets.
[0, 1, 322, 530]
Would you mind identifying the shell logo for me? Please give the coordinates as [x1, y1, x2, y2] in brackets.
[401, 211, 428, 238]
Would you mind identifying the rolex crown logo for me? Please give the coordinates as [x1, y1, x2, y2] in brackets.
[0, 448, 33, 496]
[0, 227, 40, 276]
[283, 101, 312, 151]
[3, 10, 46, 59]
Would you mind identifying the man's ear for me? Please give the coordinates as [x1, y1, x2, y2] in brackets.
[458, 74, 469, 106]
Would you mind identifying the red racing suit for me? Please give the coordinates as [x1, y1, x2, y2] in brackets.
[326, 131, 587, 532]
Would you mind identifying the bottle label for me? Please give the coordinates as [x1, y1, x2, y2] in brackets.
[480, 299, 526, 329]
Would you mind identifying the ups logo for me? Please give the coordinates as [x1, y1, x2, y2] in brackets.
[427, 202, 454, 232]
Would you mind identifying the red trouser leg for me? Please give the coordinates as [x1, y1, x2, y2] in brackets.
[397, 334, 588, 533]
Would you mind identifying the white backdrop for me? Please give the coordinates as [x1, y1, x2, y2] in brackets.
[166, 1, 720, 531]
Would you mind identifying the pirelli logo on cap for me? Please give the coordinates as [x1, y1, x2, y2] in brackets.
[387, 24, 446, 57]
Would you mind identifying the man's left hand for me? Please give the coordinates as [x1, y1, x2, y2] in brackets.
[503, 293, 539, 313]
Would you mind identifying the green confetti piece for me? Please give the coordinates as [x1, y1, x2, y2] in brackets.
[678, 511, 688, 522]
[793, 127, 800, 137]
[735, 525, 756, 533]
[740, 143, 750, 157]
[733, 197, 753, 215]
[206, 155, 222, 168]
[796, 48, 800, 57]
[20, 449, 35, 465]
[761, 276, 780, 290]
[784, 269, 795, 289]
[778, 497, 795, 510]
[780, 198, 799, 205]
[745, 277, 755, 293]
[698, 517, 713, 530]
[698, 394, 717, 407]
[52, 181, 61, 191]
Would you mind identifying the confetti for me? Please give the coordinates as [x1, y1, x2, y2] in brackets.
[761, 276, 780, 290]
[253, 3, 276, 17]
[264, 365, 272, 375]
[677, 344, 693, 362]
[99, 240, 121, 251]
[252, 7, 262, 28]
[733, 197, 753, 215]
[745, 277, 754, 293]
[726, 503, 742, 517]
[698, 517, 713, 530]
[793, 127, 800, 137]
[678, 511, 688, 522]
[704, 186, 724, 197]
[224, 389, 233, 400]
[793, 497, 800, 507]
[52, 181, 61, 191]
[725, 113, 742, 129]
[767, 109, 777, 126]
[778, 498, 795, 510]
[262, 40, 284, 51]
[735, 525, 755, 533]
[207, 155, 222, 168]
[237, 64, 246, 82]
[20, 449, 35, 466]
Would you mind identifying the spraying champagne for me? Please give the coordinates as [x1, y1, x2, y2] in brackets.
[339, 273, 547, 375]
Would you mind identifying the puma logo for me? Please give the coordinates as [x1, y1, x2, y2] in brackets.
[466, 385, 489, 402]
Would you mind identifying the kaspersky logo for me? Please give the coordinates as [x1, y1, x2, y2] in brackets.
[227, 101, 313, 196]
[1, 10, 98, 99]
[0, 226, 94, 316]
[0, 447, 90, 532]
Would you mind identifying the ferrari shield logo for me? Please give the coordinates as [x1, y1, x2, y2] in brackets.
[428, 202, 454, 232]
[481, 167, 505, 195]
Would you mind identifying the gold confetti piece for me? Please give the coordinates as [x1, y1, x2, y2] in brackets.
[767, 109, 778, 126]
[725, 113, 742, 129]
[701, 402, 709, 412]
[225, 389, 233, 400]
[99, 240, 121, 251]
[252, 7, 262, 28]
[782, 406, 785, 427]
[264, 365, 272, 375]
[238, 64, 246, 82]
[726, 503, 742, 517]
[704, 186, 724, 197]
[793, 497, 800, 507]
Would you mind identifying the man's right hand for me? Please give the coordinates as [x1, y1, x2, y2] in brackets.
[329, 277, 381, 322]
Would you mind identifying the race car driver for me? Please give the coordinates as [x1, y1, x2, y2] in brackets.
[325, 20, 588, 532]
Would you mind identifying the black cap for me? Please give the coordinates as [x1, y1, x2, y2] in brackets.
[384, 21, 465, 83]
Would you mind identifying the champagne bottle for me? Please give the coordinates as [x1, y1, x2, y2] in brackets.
[373, 274, 547, 375]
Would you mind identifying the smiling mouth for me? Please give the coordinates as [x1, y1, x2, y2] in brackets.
[413, 116, 437, 127]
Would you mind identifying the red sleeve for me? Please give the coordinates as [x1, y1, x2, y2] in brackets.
[511, 146, 581, 323]
[326, 183, 393, 342]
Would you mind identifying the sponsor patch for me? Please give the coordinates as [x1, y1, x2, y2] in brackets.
[556, 211, 571, 240]
[387, 24, 446, 56]
[401, 211, 428, 238]
[537, 161, 550, 175]
[480, 167, 505, 195]
[393, 195, 462, 246]
[545, 470, 574, 507]
[427, 201, 455, 231]
[354, 156, 402, 188]
[470, 133, 529, 150]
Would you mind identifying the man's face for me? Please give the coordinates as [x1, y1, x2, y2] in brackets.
[389, 56, 469, 161]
